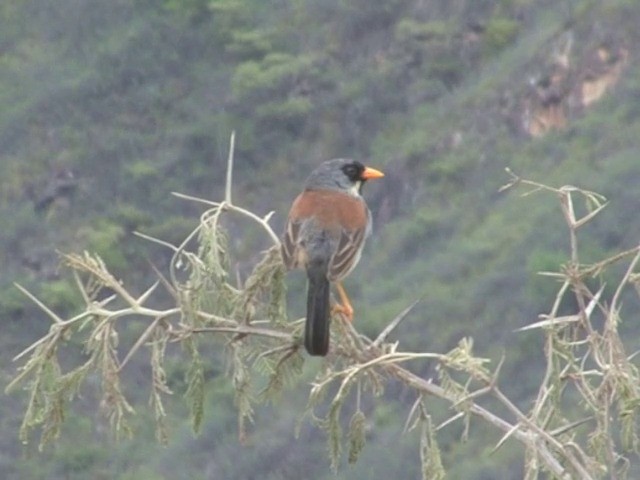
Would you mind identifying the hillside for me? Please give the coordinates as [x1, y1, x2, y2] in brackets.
[2, 1, 640, 478]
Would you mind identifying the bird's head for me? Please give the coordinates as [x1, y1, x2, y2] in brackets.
[305, 158, 384, 196]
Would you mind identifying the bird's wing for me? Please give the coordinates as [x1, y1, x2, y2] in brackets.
[328, 226, 366, 281]
[281, 219, 302, 269]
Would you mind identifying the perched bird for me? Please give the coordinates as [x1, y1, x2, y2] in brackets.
[281, 159, 384, 356]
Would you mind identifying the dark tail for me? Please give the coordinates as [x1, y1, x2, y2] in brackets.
[305, 262, 330, 356]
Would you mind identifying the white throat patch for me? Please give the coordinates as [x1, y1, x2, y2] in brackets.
[347, 180, 362, 197]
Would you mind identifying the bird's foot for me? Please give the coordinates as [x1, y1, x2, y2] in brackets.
[331, 302, 354, 322]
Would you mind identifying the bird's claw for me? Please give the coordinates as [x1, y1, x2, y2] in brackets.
[331, 303, 354, 322]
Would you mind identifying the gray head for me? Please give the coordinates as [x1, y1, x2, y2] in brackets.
[304, 158, 384, 196]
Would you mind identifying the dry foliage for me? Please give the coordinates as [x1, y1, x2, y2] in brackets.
[6, 138, 640, 479]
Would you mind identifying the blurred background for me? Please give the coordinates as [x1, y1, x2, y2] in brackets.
[2, 0, 640, 478]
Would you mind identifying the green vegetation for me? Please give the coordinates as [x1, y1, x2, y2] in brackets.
[2, 0, 640, 478]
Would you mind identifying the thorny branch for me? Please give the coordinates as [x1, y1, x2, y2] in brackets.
[6, 146, 640, 479]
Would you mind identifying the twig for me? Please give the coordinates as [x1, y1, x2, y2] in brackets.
[256, 344, 298, 361]
[188, 326, 294, 341]
[171, 189, 280, 248]
[225, 131, 235, 204]
[385, 363, 571, 479]
[147, 260, 178, 300]
[118, 317, 163, 372]
[133, 231, 181, 252]
[14, 283, 64, 325]
[609, 246, 640, 327]
[403, 395, 423, 433]
[492, 423, 522, 455]
[371, 299, 421, 347]
[171, 192, 221, 207]
[435, 411, 465, 432]
[549, 417, 594, 437]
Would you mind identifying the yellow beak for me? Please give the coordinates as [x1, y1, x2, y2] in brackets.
[361, 166, 385, 180]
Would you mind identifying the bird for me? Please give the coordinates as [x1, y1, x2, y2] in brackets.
[281, 159, 384, 356]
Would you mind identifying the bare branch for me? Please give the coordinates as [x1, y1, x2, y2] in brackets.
[8, 162, 640, 479]
[14, 283, 64, 325]
[371, 298, 421, 347]
[225, 131, 235, 204]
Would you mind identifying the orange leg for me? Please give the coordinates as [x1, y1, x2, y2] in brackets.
[331, 282, 354, 321]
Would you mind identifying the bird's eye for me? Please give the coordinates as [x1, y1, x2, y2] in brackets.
[343, 164, 360, 180]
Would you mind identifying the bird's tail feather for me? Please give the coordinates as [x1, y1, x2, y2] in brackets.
[305, 265, 330, 356]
